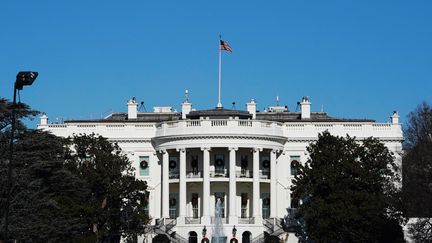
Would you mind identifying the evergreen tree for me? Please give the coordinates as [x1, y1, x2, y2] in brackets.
[403, 102, 432, 217]
[0, 98, 87, 242]
[67, 134, 150, 243]
[292, 131, 404, 243]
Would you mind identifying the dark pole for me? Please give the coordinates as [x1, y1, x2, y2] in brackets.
[3, 83, 18, 242]
[3, 71, 37, 242]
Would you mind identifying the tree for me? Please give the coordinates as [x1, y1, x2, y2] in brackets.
[67, 133, 150, 243]
[292, 131, 404, 243]
[3, 130, 88, 242]
[0, 98, 88, 242]
[403, 102, 432, 242]
[408, 218, 432, 243]
[403, 102, 432, 217]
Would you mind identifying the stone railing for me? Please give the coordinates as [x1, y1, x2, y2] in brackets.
[283, 122, 402, 140]
[155, 119, 284, 137]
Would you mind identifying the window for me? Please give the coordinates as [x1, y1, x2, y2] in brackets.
[241, 193, 248, 218]
[214, 154, 225, 176]
[261, 192, 270, 219]
[169, 193, 178, 219]
[139, 156, 149, 176]
[290, 156, 300, 176]
[214, 192, 225, 218]
[191, 193, 199, 218]
[291, 194, 299, 208]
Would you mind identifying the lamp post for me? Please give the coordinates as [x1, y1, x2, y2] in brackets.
[3, 71, 38, 242]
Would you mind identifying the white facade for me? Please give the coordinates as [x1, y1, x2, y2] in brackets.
[38, 97, 403, 243]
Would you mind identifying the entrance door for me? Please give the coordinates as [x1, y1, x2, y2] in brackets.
[242, 231, 251, 243]
[188, 231, 197, 243]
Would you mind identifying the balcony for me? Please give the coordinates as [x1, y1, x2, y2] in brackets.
[155, 119, 284, 138]
[169, 171, 179, 179]
[210, 168, 228, 177]
[260, 169, 270, 179]
[236, 169, 252, 178]
[186, 170, 202, 178]
[185, 217, 201, 224]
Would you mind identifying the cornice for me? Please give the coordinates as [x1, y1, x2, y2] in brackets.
[108, 138, 152, 143]
[286, 137, 403, 143]
[152, 134, 287, 145]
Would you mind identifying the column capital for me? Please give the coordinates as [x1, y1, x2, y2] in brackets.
[200, 147, 211, 151]
[228, 147, 238, 151]
[176, 147, 186, 153]
[271, 149, 282, 154]
[158, 149, 167, 154]
[253, 147, 263, 152]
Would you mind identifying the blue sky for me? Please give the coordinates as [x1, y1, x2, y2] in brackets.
[1, 1, 431, 127]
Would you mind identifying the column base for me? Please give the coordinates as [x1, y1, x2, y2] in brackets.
[229, 215, 238, 225]
[201, 215, 211, 225]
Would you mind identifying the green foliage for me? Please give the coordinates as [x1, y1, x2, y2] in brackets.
[403, 102, 432, 217]
[292, 131, 403, 243]
[66, 133, 150, 242]
[1, 130, 88, 242]
[0, 98, 149, 243]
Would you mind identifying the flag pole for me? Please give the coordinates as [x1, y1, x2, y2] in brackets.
[217, 35, 222, 108]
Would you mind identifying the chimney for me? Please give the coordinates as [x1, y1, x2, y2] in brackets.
[391, 111, 399, 124]
[181, 89, 192, 119]
[300, 96, 311, 119]
[246, 99, 257, 119]
[182, 102, 192, 119]
[127, 97, 137, 119]
[40, 113, 48, 125]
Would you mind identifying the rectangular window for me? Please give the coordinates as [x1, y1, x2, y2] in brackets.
[144, 204, 149, 218]
[169, 156, 179, 179]
[241, 193, 248, 218]
[169, 193, 178, 219]
[215, 192, 225, 218]
[290, 193, 299, 208]
[290, 156, 300, 176]
[139, 156, 149, 176]
[191, 193, 199, 218]
[262, 192, 270, 219]
[214, 154, 225, 176]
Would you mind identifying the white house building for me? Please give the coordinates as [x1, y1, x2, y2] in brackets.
[38, 95, 403, 243]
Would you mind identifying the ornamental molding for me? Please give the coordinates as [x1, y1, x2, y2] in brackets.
[286, 137, 403, 143]
[152, 134, 287, 145]
[108, 138, 152, 143]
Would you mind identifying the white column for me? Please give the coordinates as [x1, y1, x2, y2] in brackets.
[201, 147, 211, 224]
[229, 147, 238, 224]
[161, 150, 169, 219]
[253, 147, 262, 223]
[178, 148, 186, 224]
[270, 150, 277, 218]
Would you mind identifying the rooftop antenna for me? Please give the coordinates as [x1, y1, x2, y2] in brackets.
[321, 104, 324, 112]
[295, 101, 300, 112]
[232, 101, 236, 109]
[276, 95, 280, 106]
[185, 89, 189, 102]
[139, 101, 147, 112]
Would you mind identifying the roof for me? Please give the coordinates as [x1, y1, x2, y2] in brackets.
[256, 112, 375, 123]
[186, 108, 252, 119]
[64, 109, 374, 124]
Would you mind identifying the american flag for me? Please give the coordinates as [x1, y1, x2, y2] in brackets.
[220, 40, 233, 52]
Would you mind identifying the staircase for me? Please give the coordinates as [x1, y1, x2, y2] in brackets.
[251, 217, 286, 243]
[151, 218, 188, 243]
